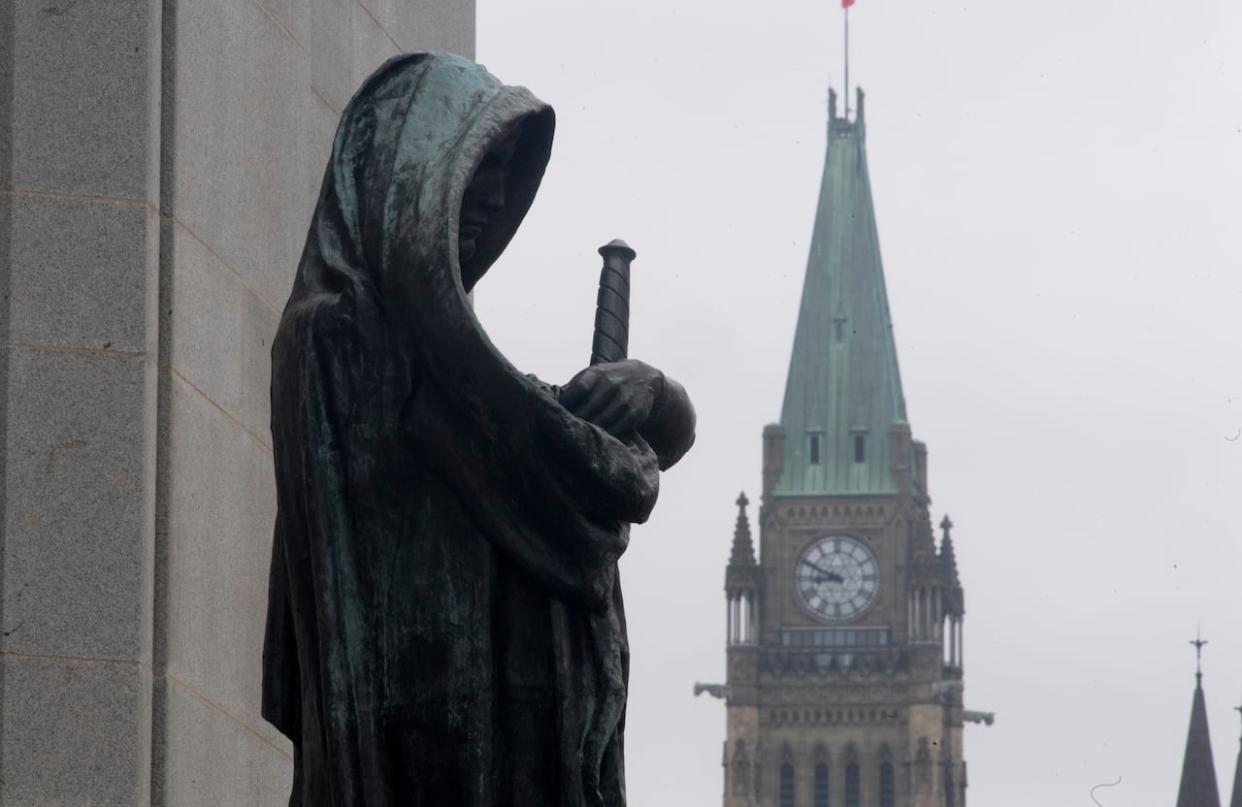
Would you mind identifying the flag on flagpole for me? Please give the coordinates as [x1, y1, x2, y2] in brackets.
[842, 0, 855, 7]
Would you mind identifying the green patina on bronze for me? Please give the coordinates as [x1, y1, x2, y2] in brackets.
[261, 53, 694, 807]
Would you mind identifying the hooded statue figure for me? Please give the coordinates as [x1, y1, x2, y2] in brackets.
[261, 53, 695, 807]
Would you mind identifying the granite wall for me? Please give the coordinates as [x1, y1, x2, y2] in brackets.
[0, 2, 473, 803]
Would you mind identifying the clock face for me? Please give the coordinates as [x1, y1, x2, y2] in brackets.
[795, 535, 880, 621]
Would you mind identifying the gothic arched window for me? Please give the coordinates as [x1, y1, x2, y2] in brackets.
[844, 762, 861, 807]
[879, 761, 895, 807]
[779, 762, 796, 807]
[814, 762, 830, 807]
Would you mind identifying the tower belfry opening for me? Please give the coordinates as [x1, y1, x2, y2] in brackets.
[715, 84, 987, 807]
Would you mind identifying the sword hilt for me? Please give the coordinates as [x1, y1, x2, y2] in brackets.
[590, 239, 636, 367]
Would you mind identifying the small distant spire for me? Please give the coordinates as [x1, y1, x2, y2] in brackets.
[730, 492, 756, 566]
[1230, 698, 1242, 807]
[1177, 634, 1222, 807]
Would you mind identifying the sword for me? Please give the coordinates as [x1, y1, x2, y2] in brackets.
[590, 239, 636, 367]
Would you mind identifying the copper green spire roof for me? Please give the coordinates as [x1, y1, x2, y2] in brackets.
[776, 87, 907, 496]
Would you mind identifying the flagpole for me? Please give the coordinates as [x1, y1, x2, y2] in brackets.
[844, 5, 850, 119]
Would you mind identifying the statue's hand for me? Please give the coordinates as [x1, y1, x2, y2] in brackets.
[559, 360, 663, 438]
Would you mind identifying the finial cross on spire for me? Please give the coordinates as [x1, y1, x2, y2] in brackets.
[1190, 624, 1208, 683]
[940, 515, 954, 537]
[736, 491, 749, 511]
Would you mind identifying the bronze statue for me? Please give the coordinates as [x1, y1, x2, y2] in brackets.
[261, 53, 695, 807]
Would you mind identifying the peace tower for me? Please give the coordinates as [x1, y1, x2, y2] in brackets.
[716, 88, 986, 807]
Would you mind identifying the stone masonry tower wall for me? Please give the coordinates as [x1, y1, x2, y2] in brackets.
[0, 3, 473, 803]
[722, 88, 969, 807]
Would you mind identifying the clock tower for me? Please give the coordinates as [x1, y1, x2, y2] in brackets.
[719, 88, 974, 807]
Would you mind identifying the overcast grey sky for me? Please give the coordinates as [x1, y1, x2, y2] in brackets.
[475, 1, 1242, 804]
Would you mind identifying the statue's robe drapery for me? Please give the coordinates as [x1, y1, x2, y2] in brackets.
[261, 54, 673, 807]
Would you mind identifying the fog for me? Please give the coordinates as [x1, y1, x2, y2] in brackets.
[475, 1, 1242, 804]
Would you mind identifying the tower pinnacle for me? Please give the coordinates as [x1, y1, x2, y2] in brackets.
[728, 492, 756, 566]
[939, 515, 959, 578]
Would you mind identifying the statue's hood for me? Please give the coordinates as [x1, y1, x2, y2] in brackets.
[286, 53, 558, 414]
[294, 52, 554, 302]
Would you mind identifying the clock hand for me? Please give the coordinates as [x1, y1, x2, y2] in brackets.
[800, 559, 845, 584]
[811, 561, 845, 582]
[800, 559, 829, 576]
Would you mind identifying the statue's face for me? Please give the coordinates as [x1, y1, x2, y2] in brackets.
[459, 129, 521, 290]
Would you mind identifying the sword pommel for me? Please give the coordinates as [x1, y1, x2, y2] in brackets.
[598, 238, 636, 262]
